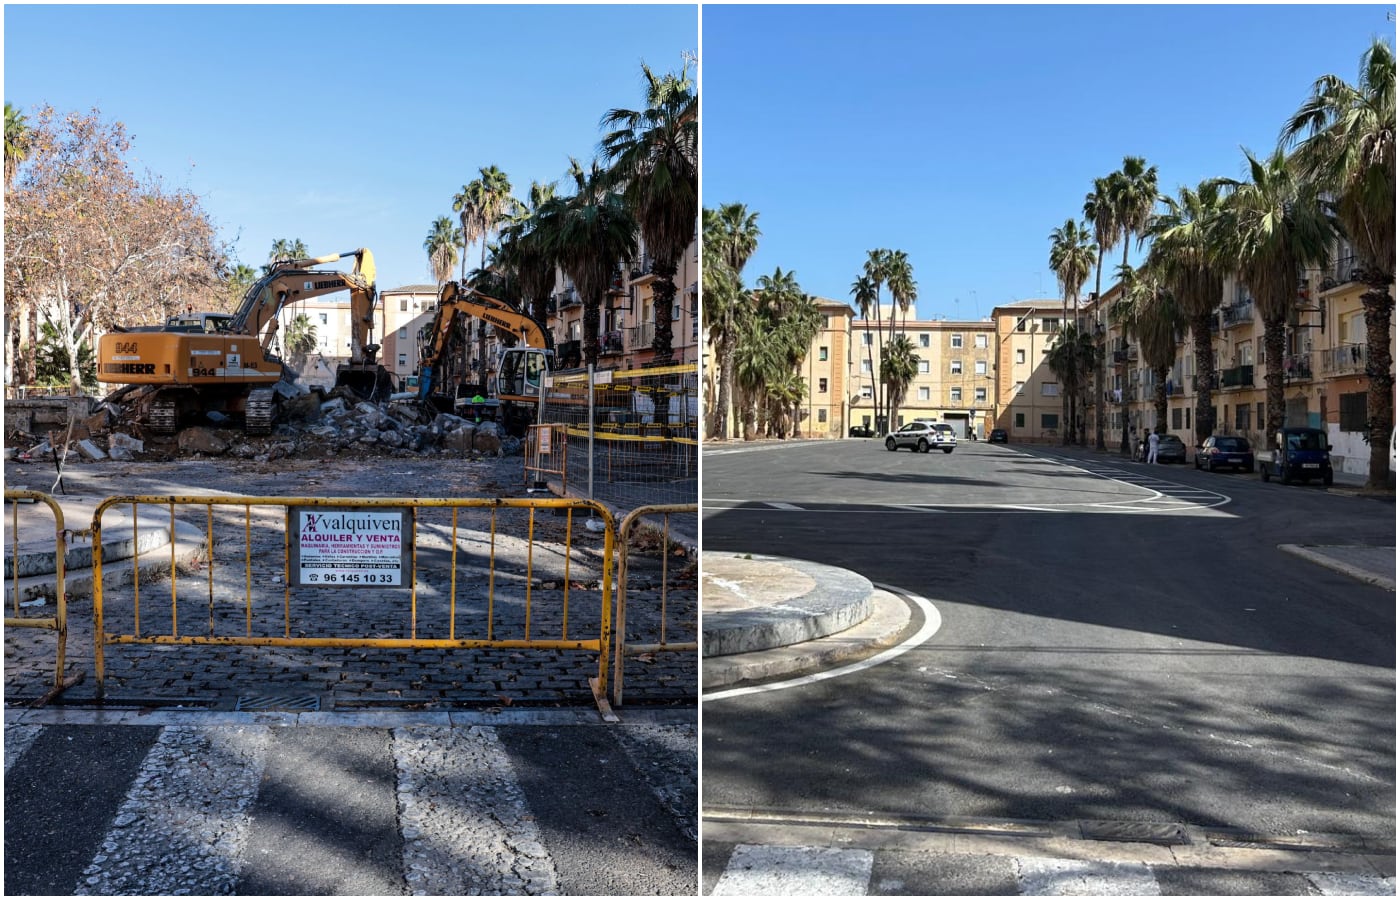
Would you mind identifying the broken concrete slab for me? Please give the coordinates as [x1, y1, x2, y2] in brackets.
[177, 427, 230, 455]
[76, 439, 108, 461]
[109, 432, 144, 454]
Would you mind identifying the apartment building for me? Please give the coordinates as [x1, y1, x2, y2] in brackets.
[799, 297, 855, 438]
[1085, 233, 1393, 476]
[991, 299, 1074, 442]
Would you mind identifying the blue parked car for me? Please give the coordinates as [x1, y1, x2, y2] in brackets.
[1195, 435, 1254, 472]
[1259, 427, 1334, 486]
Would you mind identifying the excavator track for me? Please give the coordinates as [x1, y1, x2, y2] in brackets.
[149, 398, 178, 435]
[246, 389, 275, 435]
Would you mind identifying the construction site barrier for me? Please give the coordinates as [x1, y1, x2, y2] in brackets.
[611, 504, 697, 707]
[90, 495, 617, 716]
[524, 423, 568, 493]
[4, 490, 72, 695]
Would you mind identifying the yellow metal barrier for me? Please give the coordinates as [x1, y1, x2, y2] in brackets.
[524, 423, 568, 493]
[4, 489, 73, 696]
[90, 495, 617, 716]
[612, 504, 697, 707]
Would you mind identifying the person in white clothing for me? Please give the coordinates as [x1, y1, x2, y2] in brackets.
[1147, 430, 1160, 464]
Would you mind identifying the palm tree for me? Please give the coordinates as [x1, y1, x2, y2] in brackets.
[863, 249, 892, 432]
[601, 61, 698, 363]
[1048, 219, 1097, 444]
[265, 238, 308, 275]
[1084, 176, 1120, 449]
[881, 334, 921, 432]
[5, 101, 31, 189]
[473, 165, 515, 270]
[702, 203, 760, 439]
[1110, 265, 1184, 440]
[536, 158, 638, 368]
[424, 216, 461, 286]
[1216, 148, 1335, 450]
[1281, 38, 1395, 490]
[284, 313, 318, 370]
[452, 180, 484, 283]
[1046, 324, 1098, 446]
[849, 275, 879, 433]
[1109, 155, 1159, 451]
[497, 180, 559, 331]
[1146, 181, 1228, 445]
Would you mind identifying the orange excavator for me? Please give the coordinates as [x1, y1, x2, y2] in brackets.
[415, 281, 554, 435]
[96, 248, 390, 434]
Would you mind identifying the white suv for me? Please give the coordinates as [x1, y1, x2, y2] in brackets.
[886, 421, 956, 454]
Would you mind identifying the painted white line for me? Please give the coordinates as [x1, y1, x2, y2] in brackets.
[1016, 856, 1161, 896]
[712, 844, 873, 896]
[702, 585, 941, 702]
[765, 501, 803, 510]
[1307, 873, 1397, 896]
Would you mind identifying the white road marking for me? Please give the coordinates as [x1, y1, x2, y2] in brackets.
[702, 585, 941, 702]
[1015, 856, 1161, 896]
[711, 844, 873, 896]
[1307, 873, 1397, 895]
[4, 723, 42, 773]
[764, 501, 802, 510]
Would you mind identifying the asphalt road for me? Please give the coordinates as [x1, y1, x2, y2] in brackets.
[701, 438, 1395, 840]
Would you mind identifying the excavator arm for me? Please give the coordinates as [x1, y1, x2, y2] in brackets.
[417, 281, 553, 408]
[230, 249, 379, 362]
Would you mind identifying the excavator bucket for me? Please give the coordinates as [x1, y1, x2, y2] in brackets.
[334, 363, 395, 402]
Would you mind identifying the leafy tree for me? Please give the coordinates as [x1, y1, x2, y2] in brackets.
[4, 105, 224, 392]
[34, 321, 96, 390]
[1084, 176, 1119, 449]
[424, 215, 461, 285]
[1146, 181, 1228, 443]
[1215, 149, 1334, 449]
[1281, 38, 1395, 489]
[601, 61, 698, 363]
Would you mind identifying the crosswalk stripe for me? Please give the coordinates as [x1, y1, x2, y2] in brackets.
[393, 725, 559, 895]
[76, 725, 271, 895]
[764, 501, 803, 510]
[1015, 856, 1161, 896]
[712, 844, 874, 896]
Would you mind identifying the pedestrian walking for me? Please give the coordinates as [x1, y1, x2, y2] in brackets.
[1147, 430, 1160, 464]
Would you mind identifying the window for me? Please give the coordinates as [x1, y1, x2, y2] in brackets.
[1016, 349, 1026, 364]
[1015, 412, 1026, 427]
[863, 332, 872, 345]
[1043, 317, 1060, 332]
[397, 353, 407, 368]
[1186, 408, 1191, 430]
[398, 327, 408, 340]
[975, 387, 987, 403]
[860, 385, 873, 400]
[1014, 380, 1025, 394]
[1017, 319, 1027, 332]
[818, 378, 828, 394]
[975, 333, 989, 349]
[950, 387, 962, 403]
[1172, 408, 1183, 430]
[918, 386, 930, 401]
[319, 313, 328, 325]
[975, 360, 987, 375]
[818, 409, 828, 423]
[399, 299, 409, 312]
[819, 346, 828, 361]
[1235, 403, 1250, 431]
[861, 359, 871, 374]
[950, 360, 963, 374]
[1340, 392, 1367, 431]
[918, 360, 930, 374]
[951, 333, 964, 348]
[919, 334, 930, 348]
[1041, 383, 1059, 396]
[673, 302, 681, 321]
[1041, 413, 1059, 430]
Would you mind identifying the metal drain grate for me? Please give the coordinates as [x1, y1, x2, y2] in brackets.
[1079, 820, 1189, 845]
[235, 694, 320, 712]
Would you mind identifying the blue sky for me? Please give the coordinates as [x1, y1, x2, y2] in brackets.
[5, 4, 696, 291]
[702, 4, 1395, 320]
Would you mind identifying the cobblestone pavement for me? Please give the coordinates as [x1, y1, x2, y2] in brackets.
[5, 454, 696, 710]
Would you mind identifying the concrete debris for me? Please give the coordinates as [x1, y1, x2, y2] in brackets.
[76, 439, 108, 461]
[177, 427, 231, 456]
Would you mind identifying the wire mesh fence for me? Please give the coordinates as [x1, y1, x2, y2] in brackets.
[540, 363, 698, 513]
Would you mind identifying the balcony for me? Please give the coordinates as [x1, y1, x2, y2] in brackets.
[1320, 255, 1366, 291]
[555, 287, 580, 308]
[629, 322, 656, 350]
[1283, 352, 1313, 381]
[1221, 301, 1254, 328]
[1322, 343, 1367, 375]
[1219, 364, 1254, 389]
[556, 340, 582, 369]
[600, 330, 625, 356]
[1112, 346, 1138, 365]
[629, 253, 657, 285]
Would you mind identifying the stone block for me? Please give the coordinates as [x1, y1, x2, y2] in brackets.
[177, 427, 230, 455]
[76, 439, 108, 461]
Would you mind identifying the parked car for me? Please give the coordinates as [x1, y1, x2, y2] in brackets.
[885, 421, 956, 453]
[1153, 434, 1187, 464]
[1258, 426, 1334, 486]
[989, 428, 1008, 443]
[849, 425, 874, 438]
[1195, 435, 1254, 472]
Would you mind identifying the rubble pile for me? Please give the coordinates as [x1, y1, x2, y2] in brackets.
[7, 386, 521, 466]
